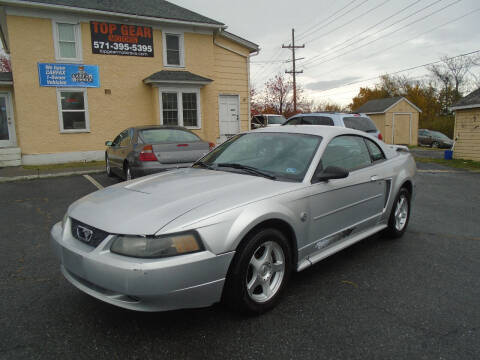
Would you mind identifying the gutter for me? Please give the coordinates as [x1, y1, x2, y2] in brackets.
[449, 104, 480, 111]
[0, 0, 226, 30]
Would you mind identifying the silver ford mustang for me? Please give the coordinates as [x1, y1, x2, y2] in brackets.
[51, 126, 416, 314]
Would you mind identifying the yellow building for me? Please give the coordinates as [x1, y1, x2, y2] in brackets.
[0, 0, 259, 166]
[450, 88, 480, 161]
[354, 97, 421, 145]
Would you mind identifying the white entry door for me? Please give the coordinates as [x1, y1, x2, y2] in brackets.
[218, 95, 240, 143]
[0, 93, 16, 147]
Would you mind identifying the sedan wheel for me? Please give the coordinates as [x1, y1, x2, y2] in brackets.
[223, 228, 291, 314]
[124, 163, 132, 181]
[386, 187, 411, 238]
[431, 141, 439, 148]
[105, 155, 113, 177]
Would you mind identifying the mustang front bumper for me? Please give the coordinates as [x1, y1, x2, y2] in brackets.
[50, 221, 234, 312]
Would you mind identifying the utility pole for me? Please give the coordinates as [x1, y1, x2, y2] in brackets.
[282, 28, 304, 112]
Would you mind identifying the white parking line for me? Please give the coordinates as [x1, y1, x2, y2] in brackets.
[417, 169, 457, 173]
[83, 174, 104, 190]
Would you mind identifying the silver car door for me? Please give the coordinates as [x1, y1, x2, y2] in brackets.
[301, 135, 386, 259]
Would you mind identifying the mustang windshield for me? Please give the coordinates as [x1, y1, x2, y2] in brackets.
[197, 132, 321, 181]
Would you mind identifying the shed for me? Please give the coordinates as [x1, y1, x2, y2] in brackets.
[354, 97, 421, 145]
[450, 88, 480, 161]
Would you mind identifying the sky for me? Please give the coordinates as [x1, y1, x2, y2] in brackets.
[171, 0, 480, 106]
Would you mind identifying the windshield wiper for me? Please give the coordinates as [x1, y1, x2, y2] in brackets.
[216, 163, 276, 180]
[193, 160, 214, 170]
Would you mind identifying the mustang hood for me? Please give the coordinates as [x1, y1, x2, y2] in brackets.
[68, 168, 297, 235]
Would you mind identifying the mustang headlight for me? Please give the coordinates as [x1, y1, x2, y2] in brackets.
[110, 231, 204, 258]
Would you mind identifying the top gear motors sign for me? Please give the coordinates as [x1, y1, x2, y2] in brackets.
[90, 21, 154, 57]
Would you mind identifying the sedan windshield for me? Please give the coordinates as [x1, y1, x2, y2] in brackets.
[196, 132, 321, 181]
[432, 131, 451, 140]
[267, 116, 286, 125]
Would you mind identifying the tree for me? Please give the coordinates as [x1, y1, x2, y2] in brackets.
[427, 54, 478, 113]
[314, 100, 347, 112]
[263, 73, 292, 115]
[0, 54, 11, 72]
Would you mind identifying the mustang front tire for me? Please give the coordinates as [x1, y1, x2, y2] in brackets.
[386, 187, 411, 238]
[223, 227, 292, 314]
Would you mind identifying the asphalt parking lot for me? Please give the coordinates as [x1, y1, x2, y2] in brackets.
[1, 162, 479, 359]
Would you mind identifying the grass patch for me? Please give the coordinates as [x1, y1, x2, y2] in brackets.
[23, 160, 105, 171]
[414, 156, 480, 171]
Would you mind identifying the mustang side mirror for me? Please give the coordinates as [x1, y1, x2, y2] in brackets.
[105, 141, 113, 146]
[314, 166, 349, 183]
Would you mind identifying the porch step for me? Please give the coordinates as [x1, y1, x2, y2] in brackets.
[0, 147, 21, 166]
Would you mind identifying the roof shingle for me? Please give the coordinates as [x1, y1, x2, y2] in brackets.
[143, 70, 212, 84]
[354, 97, 404, 113]
[451, 88, 480, 109]
[19, 0, 224, 25]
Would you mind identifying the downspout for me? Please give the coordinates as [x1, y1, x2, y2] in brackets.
[248, 50, 259, 131]
[213, 31, 259, 132]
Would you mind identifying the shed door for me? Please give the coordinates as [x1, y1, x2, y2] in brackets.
[218, 95, 240, 143]
[393, 113, 411, 145]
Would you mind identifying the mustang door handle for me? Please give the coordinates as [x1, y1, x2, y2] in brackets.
[370, 175, 379, 181]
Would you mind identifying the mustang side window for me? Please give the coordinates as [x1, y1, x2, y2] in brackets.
[321, 135, 372, 171]
[364, 138, 385, 162]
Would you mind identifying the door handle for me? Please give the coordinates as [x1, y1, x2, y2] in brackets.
[370, 175, 379, 182]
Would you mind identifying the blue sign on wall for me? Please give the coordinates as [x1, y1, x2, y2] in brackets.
[38, 63, 100, 87]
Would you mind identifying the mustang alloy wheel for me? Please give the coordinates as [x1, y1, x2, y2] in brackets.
[386, 187, 411, 238]
[224, 228, 292, 314]
[246, 241, 285, 303]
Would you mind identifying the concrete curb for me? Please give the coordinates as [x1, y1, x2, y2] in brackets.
[0, 169, 104, 183]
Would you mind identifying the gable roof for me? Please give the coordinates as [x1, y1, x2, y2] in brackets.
[8, 0, 224, 26]
[354, 96, 422, 114]
[143, 70, 212, 85]
[450, 88, 480, 110]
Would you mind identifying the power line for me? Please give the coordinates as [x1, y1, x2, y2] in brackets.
[303, 0, 462, 69]
[303, 0, 447, 67]
[302, 0, 392, 46]
[301, 0, 422, 67]
[305, 6, 479, 79]
[316, 49, 480, 94]
[297, 0, 369, 41]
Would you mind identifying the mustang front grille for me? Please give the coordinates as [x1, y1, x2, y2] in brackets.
[70, 218, 110, 247]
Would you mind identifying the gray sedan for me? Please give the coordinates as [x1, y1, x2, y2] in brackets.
[105, 126, 214, 180]
[51, 126, 416, 314]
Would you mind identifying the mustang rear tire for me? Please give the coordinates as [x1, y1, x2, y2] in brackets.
[385, 187, 411, 238]
[223, 228, 292, 315]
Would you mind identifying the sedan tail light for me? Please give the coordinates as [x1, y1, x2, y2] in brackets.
[139, 145, 158, 161]
[208, 142, 215, 151]
[378, 133, 383, 141]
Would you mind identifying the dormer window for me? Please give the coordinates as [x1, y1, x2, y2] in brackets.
[163, 32, 184, 67]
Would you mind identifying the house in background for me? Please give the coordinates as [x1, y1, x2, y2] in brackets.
[354, 97, 421, 145]
[450, 87, 480, 161]
[0, 0, 259, 166]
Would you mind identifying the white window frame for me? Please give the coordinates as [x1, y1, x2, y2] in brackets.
[162, 32, 185, 67]
[158, 87, 201, 129]
[52, 20, 83, 62]
[56, 88, 90, 133]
